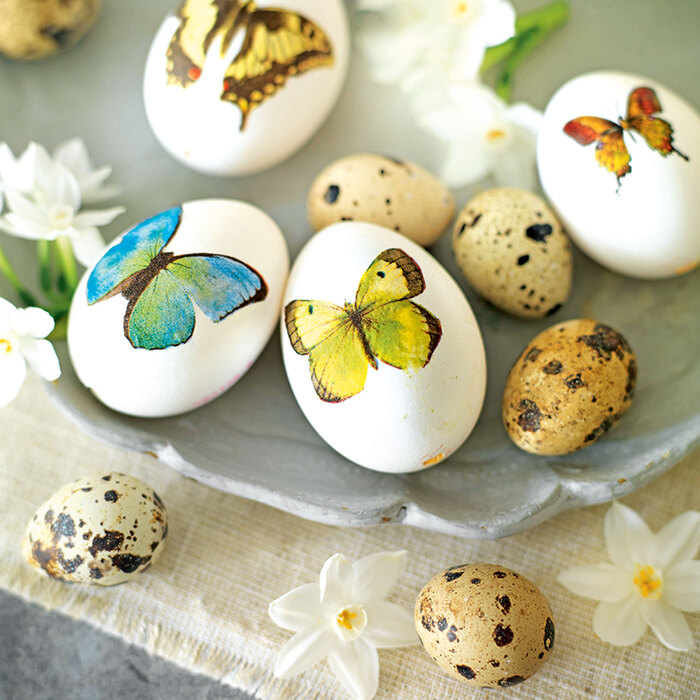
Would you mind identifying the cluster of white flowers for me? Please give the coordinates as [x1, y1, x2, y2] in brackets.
[356, 0, 544, 189]
[0, 139, 123, 267]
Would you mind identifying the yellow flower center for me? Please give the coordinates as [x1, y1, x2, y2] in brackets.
[333, 604, 367, 642]
[486, 128, 507, 142]
[633, 564, 662, 600]
[0, 338, 13, 353]
[336, 609, 357, 630]
[49, 204, 75, 231]
[448, 0, 474, 22]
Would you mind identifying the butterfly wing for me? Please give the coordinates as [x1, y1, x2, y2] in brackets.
[625, 87, 688, 160]
[220, 7, 334, 130]
[87, 206, 182, 305]
[284, 300, 370, 402]
[355, 248, 426, 310]
[124, 269, 196, 350]
[564, 117, 631, 184]
[166, 0, 243, 87]
[362, 300, 442, 371]
[165, 254, 267, 322]
[355, 248, 442, 370]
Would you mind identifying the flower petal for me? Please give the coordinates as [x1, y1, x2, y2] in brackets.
[12, 306, 54, 339]
[664, 560, 700, 612]
[352, 551, 406, 602]
[605, 501, 653, 568]
[53, 138, 92, 176]
[269, 582, 323, 632]
[0, 349, 27, 408]
[71, 227, 106, 268]
[327, 637, 379, 700]
[20, 338, 60, 381]
[320, 554, 353, 611]
[0, 213, 55, 240]
[592, 594, 647, 646]
[363, 600, 417, 648]
[73, 206, 125, 228]
[273, 624, 335, 679]
[647, 511, 700, 569]
[641, 600, 694, 651]
[557, 563, 632, 602]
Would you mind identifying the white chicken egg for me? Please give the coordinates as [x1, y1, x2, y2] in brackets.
[143, 0, 350, 176]
[68, 199, 289, 417]
[280, 222, 487, 473]
[537, 71, 700, 279]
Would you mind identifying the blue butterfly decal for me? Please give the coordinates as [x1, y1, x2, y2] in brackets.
[86, 206, 268, 350]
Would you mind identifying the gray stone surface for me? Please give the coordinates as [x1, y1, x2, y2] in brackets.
[0, 591, 253, 700]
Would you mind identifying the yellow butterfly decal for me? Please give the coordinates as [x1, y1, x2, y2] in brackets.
[165, 0, 334, 131]
[285, 249, 442, 403]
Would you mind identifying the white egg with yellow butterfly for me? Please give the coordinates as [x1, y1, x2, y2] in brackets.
[143, 0, 349, 176]
[281, 222, 487, 474]
[67, 199, 289, 417]
[537, 70, 700, 279]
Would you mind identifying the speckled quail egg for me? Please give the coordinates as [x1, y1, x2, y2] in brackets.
[0, 0, 100, 60]
[503, 319, 637, 455]
[415, 563, 555, 688]
[452, 188, 572, 319]
[23, 472, 168, 586]
[307, 154, 455, 246]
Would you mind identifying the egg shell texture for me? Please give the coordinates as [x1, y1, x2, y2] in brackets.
[281, 222, 487, 473]
[307, 154, 455, 246]
[415, 564, 555, 688]
[0, 0, 100, 60]
[22, 472, 167, 586]
[503, 319, 637, 455]
[68, 199, 289, 418]
[452, 188, 572, 319]
[537, 70, 700, 279]
[144, 0, 350, 176]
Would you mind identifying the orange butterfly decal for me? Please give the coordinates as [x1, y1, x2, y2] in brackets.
[563, 87, 689, 188]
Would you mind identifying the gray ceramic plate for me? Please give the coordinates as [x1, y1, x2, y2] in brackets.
[3, 0, 698, 537]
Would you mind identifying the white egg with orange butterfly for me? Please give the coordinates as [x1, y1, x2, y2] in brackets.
[143, 0, 349, 176]
[280, 222, 487, 473]
[537, 71, 700, 279]
[67, 199, 289, 417]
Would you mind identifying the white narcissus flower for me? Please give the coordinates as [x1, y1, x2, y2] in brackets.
[357, 0, 516, 86]
[558, 502, 700, 651]
[418, 81, 542, 189]
[0, 142, 124, 267]
[0, 297, 60, 408]
[269, 551, 417, 700]
[53, 138, 121, 204]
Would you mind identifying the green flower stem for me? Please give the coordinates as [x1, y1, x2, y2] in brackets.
[481, 0, 570, 97]
[54, 236, 79, 294]
[0, 242, 39, 307]
[37, 239, 53, 295]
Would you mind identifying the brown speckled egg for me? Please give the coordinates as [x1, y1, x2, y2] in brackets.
[0, 0, 100, 60]
[307, 153, 454, 246]
[22, 472, 167, 586]
[452, 188, 572, 318]
[503, 319, 637, 455]
[415, 564, 555, 688]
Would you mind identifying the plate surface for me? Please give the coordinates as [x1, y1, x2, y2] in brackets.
[2, 0, 699, 537]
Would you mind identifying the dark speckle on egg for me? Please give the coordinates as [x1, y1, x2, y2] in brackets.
[324, 184, 340, 204]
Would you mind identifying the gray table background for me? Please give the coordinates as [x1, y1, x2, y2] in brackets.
[2, 0, 698, 698]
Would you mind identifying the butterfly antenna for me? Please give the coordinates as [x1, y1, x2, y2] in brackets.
[673, 145, 690, 161]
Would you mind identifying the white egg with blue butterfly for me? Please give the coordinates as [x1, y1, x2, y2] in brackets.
[143, 0, 350, 176]
[281, 222, 487, 474]
[68, 199, 289, 417]
[537, 70, 700, 279]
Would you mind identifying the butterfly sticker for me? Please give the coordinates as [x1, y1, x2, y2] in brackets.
[165, 0, 334, 131]
[86, 206, 268, 351]
[563, 86, 689, 188]
[284, 249, 442, 403]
